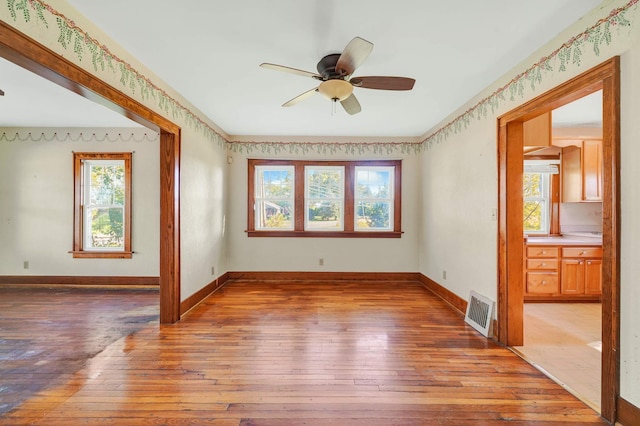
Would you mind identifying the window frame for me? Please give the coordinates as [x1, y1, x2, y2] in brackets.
[247, 159, 402, 238]
[523, 171, 551, 235]
[72, 152, 133, 258]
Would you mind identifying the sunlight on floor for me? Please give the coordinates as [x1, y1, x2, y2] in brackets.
[512, 303, 602, 412]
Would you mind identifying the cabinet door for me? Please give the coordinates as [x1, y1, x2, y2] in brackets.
[523, 112, 551, 147]
[562, 145, 582, 202]
[561, 259, 585, 294]
[584, 259, 602, 295]
[582, 140, 602, 201]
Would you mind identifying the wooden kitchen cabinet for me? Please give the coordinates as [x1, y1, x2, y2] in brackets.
[561, 140, 602, 202]
[561, 246, 603, 296]
[525, 246, 559, 296]
[524, 112, 551, 147]
[582, 140, 603, 201]
[525, 244, 602, 301]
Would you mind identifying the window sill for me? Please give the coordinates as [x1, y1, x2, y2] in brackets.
[70, 251, 133, 259]
[246, 230, 402, 238]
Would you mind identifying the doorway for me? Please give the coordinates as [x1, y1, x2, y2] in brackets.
[0, 21, 181, 324]
[497, 58, 620, 422]
[515, 92, 604, 411]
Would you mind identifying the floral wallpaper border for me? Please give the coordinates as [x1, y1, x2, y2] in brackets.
[0, 130, 159, 143]
[3, 0, 638, 156]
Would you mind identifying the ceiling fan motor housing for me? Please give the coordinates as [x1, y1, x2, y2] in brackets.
[317, 54, 343, 79]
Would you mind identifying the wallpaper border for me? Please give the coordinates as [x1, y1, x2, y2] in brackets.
[3, 0, 638, 156]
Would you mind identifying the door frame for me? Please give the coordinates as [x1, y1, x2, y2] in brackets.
[0, 21, 182, 324]
[497, 57, 620, 422]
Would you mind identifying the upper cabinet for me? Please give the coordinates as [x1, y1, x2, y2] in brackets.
[524, 112, 551, 147]
[560, 138, 603, 202]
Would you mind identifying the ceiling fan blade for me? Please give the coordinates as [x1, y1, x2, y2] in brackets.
[336, 37, 373, 76]
[350, 76, 416, 91]
[260, 63, 322, 79]
[340, 93, 361, 115]
[282, 87, 318, 107]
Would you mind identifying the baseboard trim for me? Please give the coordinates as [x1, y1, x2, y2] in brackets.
[618, 396, 640, 426]
[417, 274, 467, 316]
[180, 272, 230, 316]
[0, 275, 159, 286]
[227, 271, 420, 282]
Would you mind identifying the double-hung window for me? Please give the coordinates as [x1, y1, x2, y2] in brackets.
[523, 161, 558, 235]
[248, 159, 401, 237]
[72, 153, 132, 258]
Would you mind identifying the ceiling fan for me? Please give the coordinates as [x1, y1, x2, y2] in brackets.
[260, 37, 415, 115]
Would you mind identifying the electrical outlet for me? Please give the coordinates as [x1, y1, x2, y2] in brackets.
[443, 270, 447, 280]
[491, 209, 497, 221]
[23, 260, 29, 269]
[319, 258, 324, 266]
[211, 266, 215, 276]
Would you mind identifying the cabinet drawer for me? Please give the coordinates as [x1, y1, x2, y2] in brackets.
[562, 247, 602, 258]
[526, 259, 559, 270]
[526, 273, 559, 294]
[526, 246, 559, 258]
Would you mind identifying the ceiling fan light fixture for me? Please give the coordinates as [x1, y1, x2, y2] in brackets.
[318, 79, 352, 101]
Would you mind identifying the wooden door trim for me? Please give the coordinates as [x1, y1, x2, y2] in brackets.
[497, 57, 620, 422]
[0, 21, 181, 324]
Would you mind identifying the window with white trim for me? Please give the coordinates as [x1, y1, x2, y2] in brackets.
[523, 161, 557, 235]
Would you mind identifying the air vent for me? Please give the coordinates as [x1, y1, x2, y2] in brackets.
[464, 291, 495, 338]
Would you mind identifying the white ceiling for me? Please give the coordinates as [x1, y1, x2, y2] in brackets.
[1, 0, 604, 138]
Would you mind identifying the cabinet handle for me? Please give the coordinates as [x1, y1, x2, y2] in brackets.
[587, 261, 592, 265]
[541, 251, 546, 254]
[579, 261, 584, 265]
[541, 281, 546, 284]
[540, 262, 546, 267]
[580, 251, 586, 255]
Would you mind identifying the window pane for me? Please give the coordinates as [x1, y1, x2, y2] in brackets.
[256, 201, 293, 229]
[356, 169, 391, 199]
[523, 173, 542, 198]
[307, 168, 343, 198]
[86, 207, 124, 249]
[356, 201, 390, 230]
[256, 168, 293, 198]
[89, 163, 125, 206]
[523, 200, 546, 232]
[307, 201, 343, 230]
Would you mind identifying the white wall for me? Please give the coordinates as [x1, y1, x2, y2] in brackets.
[420, 118, 498, 300]
[619, 23, 640, 407]
[0, 128, 159, 276]
[418, 0, 639, 407]
[227, 149, 420, 273]
[179, 125, 228, 299]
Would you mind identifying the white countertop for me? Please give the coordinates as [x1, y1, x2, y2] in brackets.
[525, 234, 602, 246]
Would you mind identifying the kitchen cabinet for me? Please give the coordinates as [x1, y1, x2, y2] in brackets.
[561, 247, 603, 296]
[523, 112, 551, 147]
[561, 139, 602, 202]
[525, 246, 559, 295]
[525, 243, 602, 301]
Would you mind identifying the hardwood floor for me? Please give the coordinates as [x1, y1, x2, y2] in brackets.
[0, 281, 606, 425]
[0, 286, 159, 416]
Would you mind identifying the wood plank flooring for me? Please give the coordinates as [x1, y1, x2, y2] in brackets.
[0, 281, 606, 425]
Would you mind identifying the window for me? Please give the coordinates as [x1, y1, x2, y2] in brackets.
[248, 159, 401, 237]
[523, 161, 558, 235]
[254, 165, 294, 230]
[72, 153, 132, 258]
